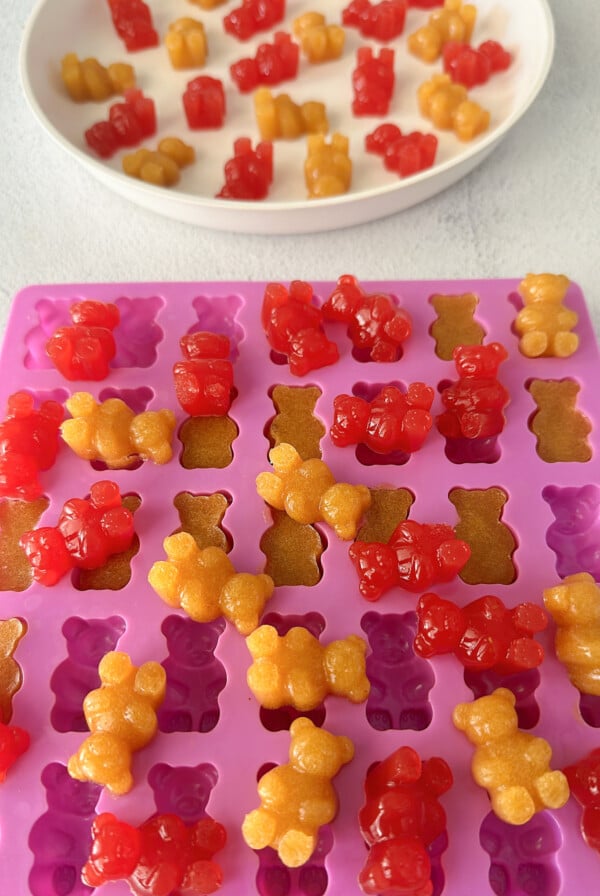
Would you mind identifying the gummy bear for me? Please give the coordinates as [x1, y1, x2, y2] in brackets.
[352, 47, 395, 116]
[223, 0, 285, 41]
[331, 384, 434, 456]
[304, 133, 353, 199]
[292, 12, 345, 63]
[217, 137, 273, 200]
[543, 572, 600, 697]
[173, 332, 234, 417]
[230, 32, 299, 92]
[165, 18, 208, 69]
[254, 87, 329, 140]
[358, 746, 452, 896]
[366, 123, 438, 178]
[61, 53, 135, 101]
[443, 40, 511, 88]
[414, 593, 548, 675]
[262, 280, 339, 375]
[418, 73, 489, 141]
[183, 76, 226, 129]
[349, 520, 471, 600]
[20, 480, 135, 586]
[515, 273, 579, 358]
[343, 0, 407, 42]
[0, 719, 30, 781]
[85, 89, 156, 158]
[122, 137, 196, 187]
[0, 391, 64, 500]
[322, 274, 412, 362]
[408, 0, 476, 63]
[563, 748, 600, 853]
[46, 300, 120, 381]
[106, 0, 159, 51]
[82, 811, 226, 894]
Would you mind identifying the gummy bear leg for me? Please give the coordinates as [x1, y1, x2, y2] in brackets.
[551, 332, 579, 357]
[492, 786, 535, 825]
[519, 332, 548, 358]
[278, 830, 316, 868]
[534, 770, 570, 809]
[242, 809, 278, 850]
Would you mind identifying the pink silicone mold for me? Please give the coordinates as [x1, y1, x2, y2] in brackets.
[1, 279, 599, 896]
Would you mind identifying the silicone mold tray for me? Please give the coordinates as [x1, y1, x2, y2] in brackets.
[0, 279, 599, 896]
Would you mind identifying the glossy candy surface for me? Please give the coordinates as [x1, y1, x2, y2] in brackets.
[366, 124, 438, 178]
[331, 384, 434, 455]
[0, 392, 64, 500]
[230, 32, 299, 92]
[173, 332, 234, 417]
[46, 300, 119, 380]
[183, 77, 226, 129]
[85, 89, 156, 158]
[342, 0, 407, 41]
[563, 748, 600, 853]
[262, 280, 339, 374]
[106, 0, 159, 51]
[223, 0, 286, 41]
[352, 47, 395, 115]
[217, 138, 273, 199]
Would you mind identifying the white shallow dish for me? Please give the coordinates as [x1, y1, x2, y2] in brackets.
[20, 0, 554, 234]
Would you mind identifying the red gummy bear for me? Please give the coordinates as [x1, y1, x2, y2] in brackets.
[183, 77, 226, 129]
[322, 274, 412, 362]
[414, 593, 548, 675]
[173, 332, 234, 417]
[19, 480, 135, 586]
[436, 342, 509, 442]
[217, 138, 273, 200]
[262, 280, 339, 376]
[46, 300, 120, 381]
[331, 384, 434, 455]
[352, 47, 395, 116]
[349, 520, 471, 600]
[82, 811, 226, 895]
[563, 749, 600, 854]
[366, 124, 438, 178]
[0, 391, 64, 500]
[443, 40, 511, 88]
[343, 0, 407, 42]
[230, 32, 299, 92]
[223, 0, 285, 41]
[107, 0, 159, 51]
[85, 89, 156, 158]
[0, 720, 30, 782]
[359, 746, 452, 896]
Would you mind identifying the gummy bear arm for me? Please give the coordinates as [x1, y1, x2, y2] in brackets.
[134, 662, 167, 705]
[512, 603, 548, 634]
[256, 471, 286, 509]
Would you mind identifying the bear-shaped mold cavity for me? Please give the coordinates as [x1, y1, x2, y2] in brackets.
[50, 616, 126, 732]
[189, 293, 244, 360]
[24, 298, 73, 370]
[429, 292, 486, 360]
[449, 487, 517, 585]
[73, 493, 141, 591]
[257, 612, 327, 732]
[148, 761, 219, 823]
[98, 386, 154, 414]
[266, 384, 325, 460]
[260, 510, 326, 587]
[0, 496, 49, 591]
[356, 487, 414, 543]
[172, 491, 232, 552]
[361, 611, 434, 731]
[179, 416, 239, 469]
[158, 615, 227, 733]
[479, 810, 562, 896]
[256, 826, 333, 896]
[527, 379, 592, 463]
[464, 668, 542, 730]
[112, 296, 164, 368]
[28, 762, 102, 896]
[542, 484, 600, 580]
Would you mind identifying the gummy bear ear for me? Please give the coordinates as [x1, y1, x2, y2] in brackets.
[452, 702, 469, 731]
[494, 687, 516, 707]
[290, 717, 314, 737]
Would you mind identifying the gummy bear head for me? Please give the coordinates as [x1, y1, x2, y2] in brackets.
[148, 762, 218, 823]
[161, 615, 224, 668]
[452, 342, 508, 379]
[453, 688, 518, 746]
[288, 717, 354, 778]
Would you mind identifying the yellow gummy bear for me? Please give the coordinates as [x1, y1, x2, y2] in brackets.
[292, 12, 345, 63]
[515, 273, 578, 358]
[254, 88, 329, 141]
[165, 18, 208, 69]
[543, 572, 600, 695]
[418, 74, 489, 141]
[61, 53, 135, 101]
[408, 0, 477, 63]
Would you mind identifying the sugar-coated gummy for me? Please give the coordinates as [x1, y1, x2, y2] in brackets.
[543, 572, 600, 696]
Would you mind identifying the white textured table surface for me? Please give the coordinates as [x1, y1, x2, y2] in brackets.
[1, 0, 599, 335]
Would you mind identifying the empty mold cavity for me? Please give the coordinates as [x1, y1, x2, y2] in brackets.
[97, 385, 154, 414]
[266, 384, 325, 460]
[112, 296, 164, 368]
[28, 762, 102, 896]
[179, 416, 238, 469]
[479, 810, 562, 896]
[351, 381, 419, 467]
[189, 293, 244, 360]
[449, 488, 517, 585]
[464, 668, 541, 730]
[361, 611, 434, 731]
[73, 493, 141, 591]
[172, 491, 232, 551]
[0, 496, 48, 591]
[258, 613, 327, 733]
[356, 487, 414, 543]
[256, 827, 333, 896]
[50, 616, 126, 732]
[429, 292, 486, 360]
[542, 484, 600, 580]
[527, 379, 592, 463]
[149, 762, 219, 823]
[24, 298, 73, 369]
[0, 617, 27, 724]
[260, 510, 325, 587]
[158, 615, 227, 733]
[579, 693, 600, 727]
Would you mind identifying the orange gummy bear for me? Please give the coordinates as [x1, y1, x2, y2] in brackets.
[292, 12, 345, 63]
[304, 133, 352, 199]
[254, 87, 329, 140]
[256, 443, 371, 540]
[515, 273, 579, 358]
[148, 532, 274, 635]
[408, 0, 476, 63]
[61, 53, 135, 101]
[242, 717, 354, 866]
[67, 651, 166, 795]
[543, 572, 600, 696]
[246, 625, 370, 710]
[453, 688, 569, 825]
[165, 18, 208, 69]
[122, 137, 196, 187]
[61, 392, 176, 468]
[418, 73, 489, 140]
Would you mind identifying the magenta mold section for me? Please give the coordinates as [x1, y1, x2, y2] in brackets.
[464, 668, 541, 730]
[2, 279, 600, 896]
